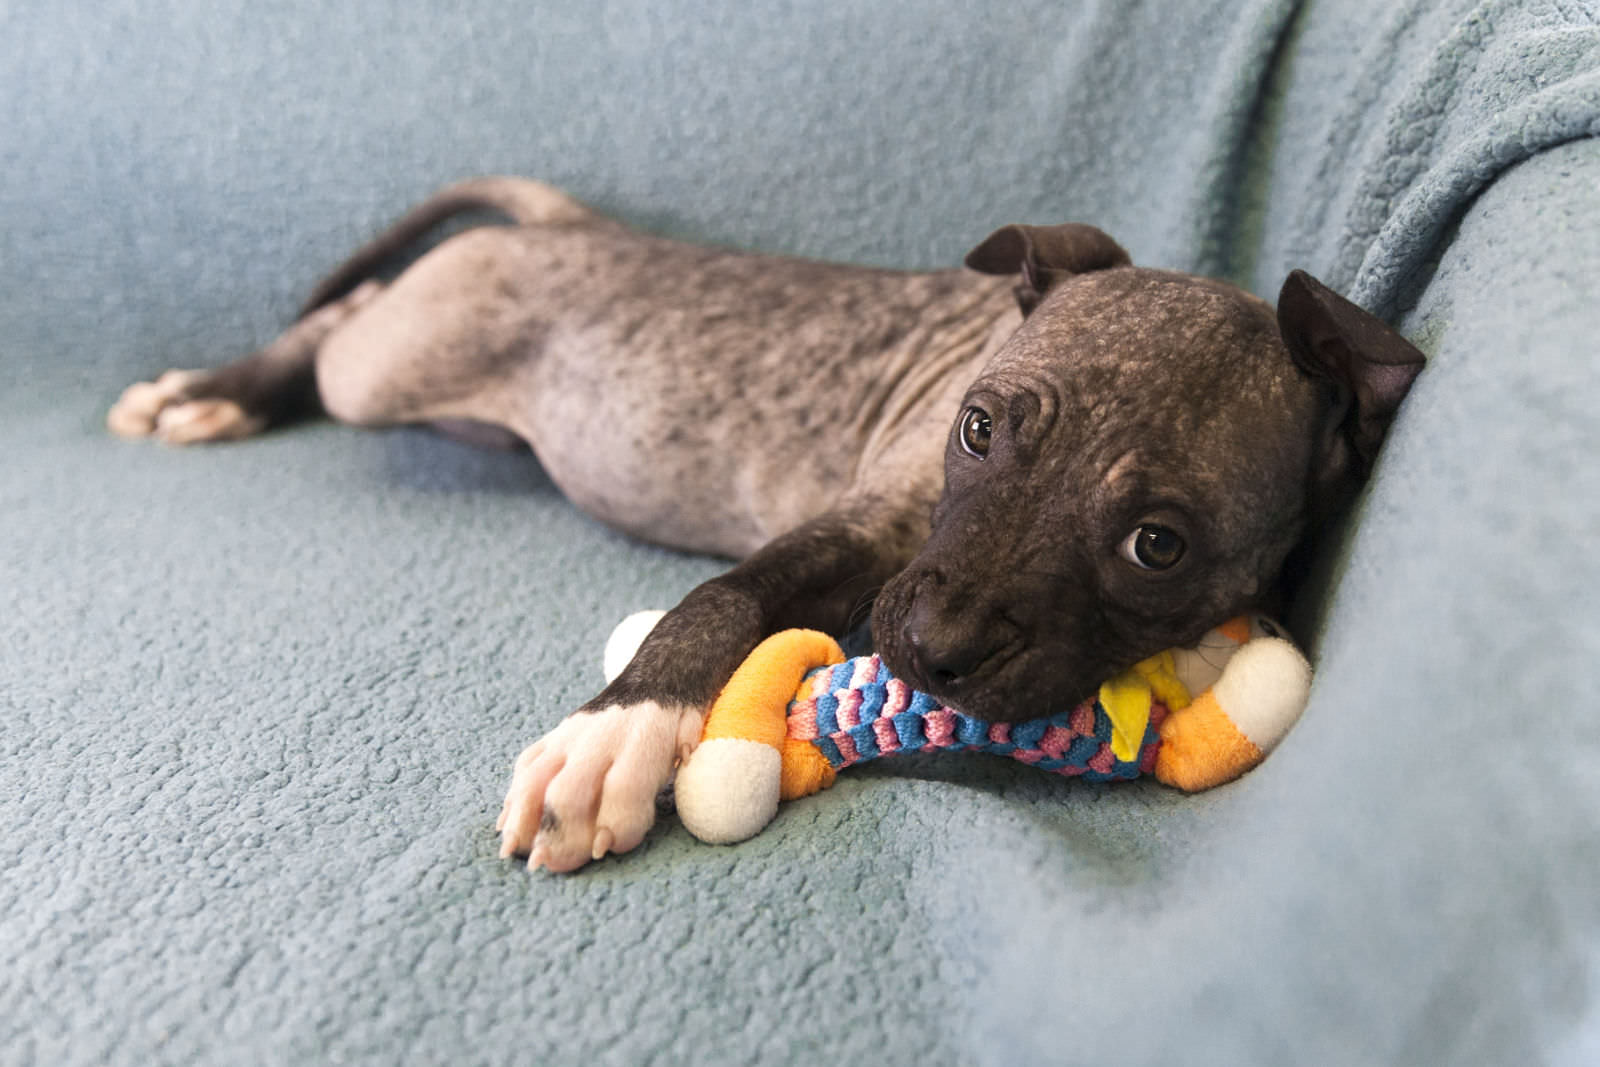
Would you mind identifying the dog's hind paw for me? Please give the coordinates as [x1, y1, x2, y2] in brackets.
[108, 369, 266, 444]
[496, 701, 705, 872]
[108, 370, 199, 437]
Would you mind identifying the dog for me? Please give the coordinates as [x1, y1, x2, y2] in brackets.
[108, 176, 1426, 873]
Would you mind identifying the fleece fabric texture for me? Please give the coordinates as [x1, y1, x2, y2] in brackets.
[3, 1, 1597, 1064]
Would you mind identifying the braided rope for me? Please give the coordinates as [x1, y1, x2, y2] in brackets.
[785, 654, 1165, 781]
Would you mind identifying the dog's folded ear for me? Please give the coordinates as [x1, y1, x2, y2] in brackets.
[1276, 269, 1428, 476]
[965, 223, 1131, 315]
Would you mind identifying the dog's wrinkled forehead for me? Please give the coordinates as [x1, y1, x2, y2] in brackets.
[972, 267, 1313, 484]
[986, 268, 1282, 390]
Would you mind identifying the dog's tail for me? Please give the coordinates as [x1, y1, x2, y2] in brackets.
[298, 176, 593, 317]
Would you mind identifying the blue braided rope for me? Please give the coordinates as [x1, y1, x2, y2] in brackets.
[788, 655, 1161, 782]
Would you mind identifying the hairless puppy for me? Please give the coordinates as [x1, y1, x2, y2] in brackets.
[109, 177, 1426, 872]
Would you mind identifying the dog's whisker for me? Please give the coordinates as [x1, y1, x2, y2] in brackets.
[842, 582, 884, 635]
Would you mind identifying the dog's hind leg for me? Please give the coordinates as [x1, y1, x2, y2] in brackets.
[108, 281, 383, 444]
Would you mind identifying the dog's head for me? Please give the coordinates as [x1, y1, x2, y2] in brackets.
[871, 222, 1426, 722]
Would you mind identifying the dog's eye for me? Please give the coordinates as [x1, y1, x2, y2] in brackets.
[1119, 525, 1186, 570]
[958, 406, 992, 459]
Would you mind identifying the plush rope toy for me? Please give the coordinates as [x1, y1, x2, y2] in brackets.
[604, 611, 1313, 845]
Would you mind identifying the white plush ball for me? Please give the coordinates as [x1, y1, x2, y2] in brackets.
[1212, 636, 1313, 753]
[674, 738, 784, 844]
[603, 609, 667, 683]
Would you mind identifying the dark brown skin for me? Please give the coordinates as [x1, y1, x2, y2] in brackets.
[873, 268, 1326, 721]
[106, 180, 1427, 872]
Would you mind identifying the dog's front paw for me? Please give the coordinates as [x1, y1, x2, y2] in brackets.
[496, 701, 705, 872]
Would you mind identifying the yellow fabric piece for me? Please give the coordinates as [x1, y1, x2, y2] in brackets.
[1133, 649, 1191, 712]
[702, 629, 846, 751]
[1097, 652, 1194, 762]
[1097, 669, 1152, 763]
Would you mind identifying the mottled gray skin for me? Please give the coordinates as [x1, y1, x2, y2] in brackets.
[108, 177, 1425, 872]
[308, 202, 1023, 729]
[482, 224, 1011, 557]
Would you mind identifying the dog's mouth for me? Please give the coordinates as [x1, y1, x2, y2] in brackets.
[887, 644, 1101, 724]
[870, 573, 1103, 723]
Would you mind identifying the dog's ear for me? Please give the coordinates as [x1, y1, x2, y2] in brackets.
[1277, 270, 1427, 476]
[965, 223, 1131, 315]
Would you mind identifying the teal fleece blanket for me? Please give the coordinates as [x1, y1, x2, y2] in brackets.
[3, 1, 1597, 1064]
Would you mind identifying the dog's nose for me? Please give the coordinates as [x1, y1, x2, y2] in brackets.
[904, 599, 1005, 690]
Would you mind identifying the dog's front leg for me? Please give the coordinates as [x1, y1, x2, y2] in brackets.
[497, 503, 922, 872]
